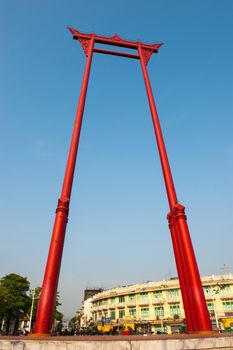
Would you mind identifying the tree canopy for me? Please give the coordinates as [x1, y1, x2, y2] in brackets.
[0, 273, 63, 334]
[0, 273, 31, 320]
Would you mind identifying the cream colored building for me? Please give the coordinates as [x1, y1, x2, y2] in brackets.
[80, 298, 93, 328]
[90, 274, 233, 333]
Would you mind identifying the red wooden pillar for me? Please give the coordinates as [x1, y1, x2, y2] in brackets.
[173, 204, 212, 331]
[167, 212, 195, 331]
[138, 44, 212, 332]
[33, 35, 95, 335]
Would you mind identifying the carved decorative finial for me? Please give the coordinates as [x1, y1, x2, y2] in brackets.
[111, 34, 122, 41]
[78, 38, 91, 57]
[141, 49, 154, 66]
[67, 26, 79, 36]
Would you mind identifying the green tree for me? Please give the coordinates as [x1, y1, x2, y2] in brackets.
[0, 285, 11, 319]
[68, 311, 81, 333]
[53, 292, 63, 323]
[68, 316, 77, 331]
[0, 273, 31, 331]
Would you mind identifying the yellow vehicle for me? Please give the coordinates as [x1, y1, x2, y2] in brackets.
[221, 318, 233, 331]
[96, 318, 135, 334]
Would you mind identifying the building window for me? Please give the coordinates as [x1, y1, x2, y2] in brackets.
[119, 309, 125, 318]
[223, 301, 233, 312]
[153, 291, 162, 298]
[141, 307, 150, 317]
[155, 307, 164, 316]
[109, 297, 115, 304]
[221, 285, 231, 294]
[110, 310, 116, 319]
[119, 296, 125, 303]
[207, 303, 214, 312]
[203, 286, 211, 294]
[170, 305, 180, 316]
[140, 292, 148, 299]
[128, 294, 135, 300]
[129, 308, 136, 317]
[168, 289, 179, 298]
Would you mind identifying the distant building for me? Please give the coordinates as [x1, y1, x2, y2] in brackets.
[87, 274, 233, 334]
[84, 288, 103, 301]
[80, 288, 103, 328]
[80, 298, 93, 328]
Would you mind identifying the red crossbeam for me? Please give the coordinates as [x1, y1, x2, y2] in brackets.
[93, 48, 140, 60]
[67, 26, 162, 52]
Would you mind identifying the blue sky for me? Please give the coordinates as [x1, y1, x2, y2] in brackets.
[1, 0, 233, 319]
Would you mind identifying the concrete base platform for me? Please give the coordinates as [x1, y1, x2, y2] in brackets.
[1, 333, 233, 350]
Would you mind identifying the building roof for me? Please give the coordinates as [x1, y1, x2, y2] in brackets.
[92, 274, 233, 301]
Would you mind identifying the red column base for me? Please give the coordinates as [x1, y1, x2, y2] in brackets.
[27, 333, 51, 337]
[188, 330, 217, 335]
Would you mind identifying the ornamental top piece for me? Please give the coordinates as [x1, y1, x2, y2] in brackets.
[67, 26, 162, 53]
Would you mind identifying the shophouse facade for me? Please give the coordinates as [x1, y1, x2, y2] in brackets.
[90, 274, 233, 333]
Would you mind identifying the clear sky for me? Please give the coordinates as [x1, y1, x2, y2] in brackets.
[1, 0, 233, 319]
